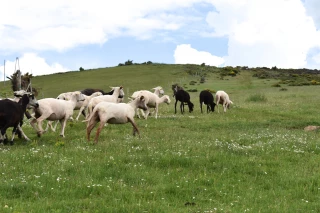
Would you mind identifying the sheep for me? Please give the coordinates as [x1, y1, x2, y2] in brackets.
[174, 89, 194, 114]
[75, 92, 103, 121]
[81, 88, 124, 102]
[30, 91, 85, 137]
[172, 84, 183, 97]
[131, 91, 170, 119]
[131, 86, 165, 118]
[86, 86, 124, 118]
[215, 90, 233, 113]
[199, 90, 216, 113]
[0, 93, 39, 145]
[84, 95, 148, 143]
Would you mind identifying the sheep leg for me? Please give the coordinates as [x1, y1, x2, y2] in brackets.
[86, 118, 99, 142]
[180, 102, 184, 114]
[17, 126, 30, 141]
[94, 120, 107, 144]
[52, 120, 59, 131]
[59, 119, 67, 137]
[155, 104, 159, 119]
[174, 100, 178, 114]
[1, 126, 8, 144]
[200, 102, 203, 113]
[136, 108, 141, 119]
[128, 117, 140, 137]
[143, 108, 150, 120]
[76, 106, 85, 121]
[34, 116, 49, 137]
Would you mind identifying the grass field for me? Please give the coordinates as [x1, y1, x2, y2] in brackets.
[0, 64, 320, 212]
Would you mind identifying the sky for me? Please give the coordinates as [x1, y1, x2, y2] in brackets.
[0, 0, 320, 79]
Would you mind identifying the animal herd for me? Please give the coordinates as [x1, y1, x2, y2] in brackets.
[0, 85, 233, 145]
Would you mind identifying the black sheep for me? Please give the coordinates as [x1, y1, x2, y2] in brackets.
[174, 90, 194, 114]
[199, 90, 216, 113]
[0, 94, 39, 145]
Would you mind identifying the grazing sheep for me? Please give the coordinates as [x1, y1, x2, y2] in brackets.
[86, 86, 124, 118]
[30, 91, 85, 137]
[0, 93, 39, 145]
[131, 86, 165, 118]
[84, 95, 148, 143]
[174, 90, 194, 114]
[215, 90, 233, 113]
[199, 90, 216, 113]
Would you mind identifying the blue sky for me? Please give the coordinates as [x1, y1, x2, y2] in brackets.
[0, 0, 320, 79]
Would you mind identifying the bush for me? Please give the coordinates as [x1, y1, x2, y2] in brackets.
[125, 60, 133, 65]
[187, 89, 198, 92]
[79, 67, 85, 71]
[246, 93, 267, 102]
[272, 83, 281, 87]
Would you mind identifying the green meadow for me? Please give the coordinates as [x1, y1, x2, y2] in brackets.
[0, 64, 320, 212]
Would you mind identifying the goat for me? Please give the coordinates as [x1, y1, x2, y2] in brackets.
[174, 90, 194, 114]
[199, 90, 216, 113]
[84, 95, 148, 144]
[131, 86, 165, 118]
[86, 86, 124, 118]
[30, 91, 85, 137]
[215, 90, 233, 113]
[0, 93, 39, 145]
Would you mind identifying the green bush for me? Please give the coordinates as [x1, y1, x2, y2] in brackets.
[246, 93, 267, 102]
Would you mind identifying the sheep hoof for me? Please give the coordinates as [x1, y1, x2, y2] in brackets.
[37, 131, 42, 137]
[10, 141, 14, 146]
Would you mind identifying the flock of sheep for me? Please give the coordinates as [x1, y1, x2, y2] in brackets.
[0, 85, 233, 145]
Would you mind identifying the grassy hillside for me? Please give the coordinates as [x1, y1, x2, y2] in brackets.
[0, 64, 320, 212]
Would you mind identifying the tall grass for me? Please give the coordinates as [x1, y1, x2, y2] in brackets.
[0, 65, 320, 212]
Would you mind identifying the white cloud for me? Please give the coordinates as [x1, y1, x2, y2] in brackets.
[312, 52, 320, 64]
[0, 53, 69, 79]
[304, 0, 320, 29]
[0, 0, 205, 53]
[174, 44, 225, 66]
[205, 0, 320, 68]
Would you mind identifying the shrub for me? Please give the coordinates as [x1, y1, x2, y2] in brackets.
[272, 83, 281, 87]
[187, 89, 198, 92]
[246, 93, 267, 102]
[79, 67, 85, 71]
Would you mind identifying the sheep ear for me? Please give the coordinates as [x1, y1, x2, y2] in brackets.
[140, 96, 145, 101]
[120, 86, 123, 89]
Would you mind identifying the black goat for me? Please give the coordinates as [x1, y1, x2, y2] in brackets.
[0, 94, 39, 145]
[199, 90, 216, 113]
[174, 90, 194, 114]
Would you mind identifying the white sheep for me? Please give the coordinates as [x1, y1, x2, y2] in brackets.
[86, 86, 124, 118]
[45, 90, 87, 131]
[30, 91, 85, 137]
[215, 90, 233, 113]
[84, 95, 148, 143]
[75, 91, 103, 121]
[131, 86, 165, 119]
[131, 91, 170, 119]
